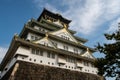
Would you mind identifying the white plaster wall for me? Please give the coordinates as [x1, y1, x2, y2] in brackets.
[51, 29, 77, 43]
[34, 26, 48, 32]
[16, 46, 30, 56]
[58, 57, 66, 64]
[16, 49, 58, 67]
[82, 66, 98, 74]
[26, 33, 31, 40]
[26, 33, 41, 41]
[1, 46, 97, 76]
[34, 26, 39, 30]
[51, 40, 83, 55]
[77, 62, 84, 67]
[65, 62, 76, 70]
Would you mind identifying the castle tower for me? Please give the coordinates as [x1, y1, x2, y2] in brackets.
[0, 8, 100, 80]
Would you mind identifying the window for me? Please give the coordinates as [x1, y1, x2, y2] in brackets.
[83, 61, 89, 66]
[30, 34, 39, 41]
[52, 42, 57, 48]
[39, 28, 42, 31]
[74, 48, 78, 54]
[52, 63, 54, 65]
[40, 51, 43, 56]
[35, 36, 38, 40]
[31, 48, 43, 56]
[66, 57, 75, 63]
[61, 35, 70, 40]
[29, 58, 32, 61]
[63, 45, 68, 51]
[44, 42, 48, 46]
[39, 28, 43, 31]
[4, 68, 8, 71]
[31, 36, 34, 40]
[47, 52, 55, 59]
[34, 59, 36, 62]
[48, 62, 50, 64]
[86, 62, 89, 66]
[36, 50, 39, 55]
[32, 49, 35, 54]
[42, 29, 45, 32]
[91, 63, 94, 67]
[51, 53, 55, 59]
[47, 52, 50, 58]
[79, 67, 82, 71]
[40, 60, 42, 63]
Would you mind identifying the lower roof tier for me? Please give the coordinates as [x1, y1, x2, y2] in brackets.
[0, 36, 95, 71]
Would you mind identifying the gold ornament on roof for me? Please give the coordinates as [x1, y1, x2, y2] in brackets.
[63, 24, 67, 29]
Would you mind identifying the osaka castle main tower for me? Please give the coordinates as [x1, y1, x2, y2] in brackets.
[0, 9, 101, 80]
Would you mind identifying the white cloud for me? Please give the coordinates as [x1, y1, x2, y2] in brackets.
[62, 0, 120, 35]
[33, 0, 120, 35]
[0, 47, 8, 62]
[62, 0, 103, 34]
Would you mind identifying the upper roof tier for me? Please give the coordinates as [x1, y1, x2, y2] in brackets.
[37, 8, 71, 25]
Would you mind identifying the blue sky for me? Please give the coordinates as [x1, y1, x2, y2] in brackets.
[0, 0, 119, 79]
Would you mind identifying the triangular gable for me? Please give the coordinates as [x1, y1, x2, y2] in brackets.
[81, 48, 95, 59]
[53, 20, 63, 27]
[49, 28, 78, 43]
[33, 37, 56, 48]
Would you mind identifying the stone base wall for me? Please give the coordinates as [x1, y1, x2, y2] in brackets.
[2, 61, 102, 80]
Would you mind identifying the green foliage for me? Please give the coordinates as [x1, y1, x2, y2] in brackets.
[95, 28, 120, 80]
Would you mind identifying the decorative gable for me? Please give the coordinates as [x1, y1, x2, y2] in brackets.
[33, 37, 56, 48]
[53, 20, 63, 27]
[49, 28, 78, 43]
[81, 48, 95, 59]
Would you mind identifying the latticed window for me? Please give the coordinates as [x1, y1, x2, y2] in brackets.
[73, 48, 78, 54]
[32, 49, 35, 54]
[35, 36, 38, 40]
[61, 35, 70, 40]
[31, 35, 39, 40]
[66, 57, 76, 63]
[31, 48, 43, 56]
[83, 61, 89, 66]
[40, 51, 43, 56]
[36, 50, 40, 55]
[31, 36, 34, 40]
[47, 52, 50, 58]
[47, 52, 55, 59]
[51, 53, 55, 59]
[63, 45, 68, 51]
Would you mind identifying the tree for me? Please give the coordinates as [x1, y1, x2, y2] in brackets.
[95, 26, 120, 80]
